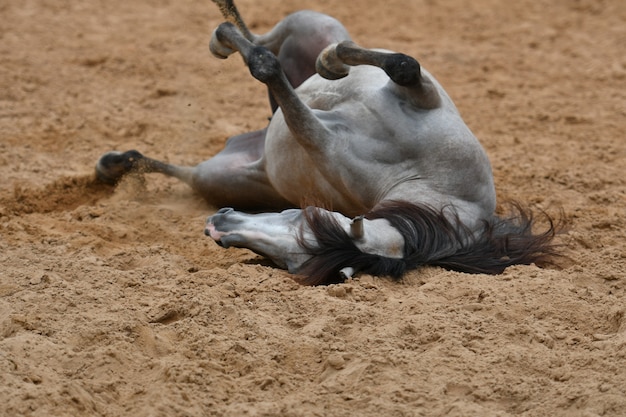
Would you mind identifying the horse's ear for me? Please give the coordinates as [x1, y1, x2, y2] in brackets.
[350, 215, 364, 240]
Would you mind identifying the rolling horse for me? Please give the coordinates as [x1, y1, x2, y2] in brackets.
[96, 0, 559, 285]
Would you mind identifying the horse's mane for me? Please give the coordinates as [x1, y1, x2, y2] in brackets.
[296, 201, 561, 285]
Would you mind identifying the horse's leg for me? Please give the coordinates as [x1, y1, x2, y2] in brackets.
[211, 22, 335, 154]
[253, 12, 350, 88]
[316, 41, 441, 109]
[211, 0, 255, 42]
[96, 149, 195, 185]
[210, 8, 350, 111]
[95, 128, 291, 209]
[210, 4, 350, 83]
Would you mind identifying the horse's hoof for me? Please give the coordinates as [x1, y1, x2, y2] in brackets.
[95, 150, 144, 185]
[315, 44, 350, 80]
[209, 29, 235, 59]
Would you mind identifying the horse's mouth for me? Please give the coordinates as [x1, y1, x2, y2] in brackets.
[204, 223, 223, 242]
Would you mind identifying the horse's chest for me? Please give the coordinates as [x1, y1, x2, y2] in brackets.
[265, 119, 332, 199]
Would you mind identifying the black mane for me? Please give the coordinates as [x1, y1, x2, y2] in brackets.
[296, 201, 560, 285]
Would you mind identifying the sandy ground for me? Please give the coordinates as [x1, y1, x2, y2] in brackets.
[1, 0, 625, 416]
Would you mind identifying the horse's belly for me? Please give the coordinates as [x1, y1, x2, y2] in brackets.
[265, 142, 339, 206]
[264, 117, 359, 212]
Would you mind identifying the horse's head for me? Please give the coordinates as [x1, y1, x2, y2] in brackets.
[205, 207, 405, 279]
[205, 208, 315, 272]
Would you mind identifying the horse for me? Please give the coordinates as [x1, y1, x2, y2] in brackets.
[95, 0, 559, 285]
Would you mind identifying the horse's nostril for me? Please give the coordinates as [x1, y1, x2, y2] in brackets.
[204, 227, 211, 236]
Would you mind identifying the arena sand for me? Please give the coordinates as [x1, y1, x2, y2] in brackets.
[1, 0, 625, 415]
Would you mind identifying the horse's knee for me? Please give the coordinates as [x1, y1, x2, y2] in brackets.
[247, 46, 282, 84]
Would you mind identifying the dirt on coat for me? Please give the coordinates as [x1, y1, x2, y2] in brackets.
[1, 0, 625, 416]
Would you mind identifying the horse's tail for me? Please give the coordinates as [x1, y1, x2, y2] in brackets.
[296, 201, 562, 286]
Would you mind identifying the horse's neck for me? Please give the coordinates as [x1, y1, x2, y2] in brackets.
[380, 182, 495, 233]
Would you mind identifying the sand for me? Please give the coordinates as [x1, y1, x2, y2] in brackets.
[1, 0, 625, 415]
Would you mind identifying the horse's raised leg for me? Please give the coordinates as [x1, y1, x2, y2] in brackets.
[212, 22, 336, 154]
[316, 41, 441, 109]
[211, 0, 255, 42]
[210, 6, 350, 112]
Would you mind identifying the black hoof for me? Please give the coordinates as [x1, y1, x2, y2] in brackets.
[382, 54, 421, 86]
[95, 150, 144, 185]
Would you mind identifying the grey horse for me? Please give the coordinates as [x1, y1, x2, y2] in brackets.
[96, 0, 558, 285]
